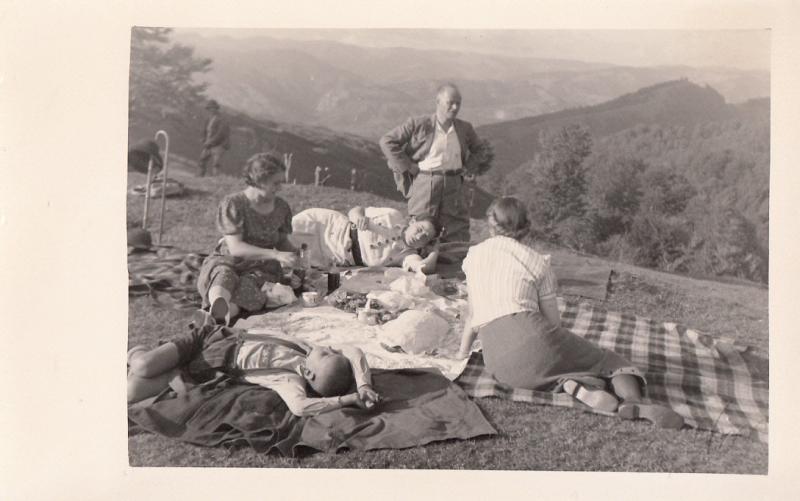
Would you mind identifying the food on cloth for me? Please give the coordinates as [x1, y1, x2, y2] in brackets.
[380, 310, 450, 354]
[327, 289, 369, 313]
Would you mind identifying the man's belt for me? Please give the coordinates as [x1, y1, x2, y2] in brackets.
[349, 224, 365, 267]
[418, 169, 464, 176]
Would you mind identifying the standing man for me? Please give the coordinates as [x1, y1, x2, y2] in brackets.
[198, 99, 231, 177]
[379, 83, 487, 246]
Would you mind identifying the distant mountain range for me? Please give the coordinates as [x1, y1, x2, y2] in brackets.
[174, 32, 769, 139]
[476, 79, 748, 186]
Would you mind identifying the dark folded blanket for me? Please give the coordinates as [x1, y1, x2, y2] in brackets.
[300, 368, 495, 452]
[128, 247, 206, 309]
[128, 369, 496, 456]
[128, 374, 303, 455]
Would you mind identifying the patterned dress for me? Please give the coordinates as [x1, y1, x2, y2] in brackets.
[197, 192, 293, 312]
[463, 236, 644, 391]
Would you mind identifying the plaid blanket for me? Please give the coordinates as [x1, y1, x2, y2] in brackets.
[128, 247, 206, 309]
[455, 299, 769, 442]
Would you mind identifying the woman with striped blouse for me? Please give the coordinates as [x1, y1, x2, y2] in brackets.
[457, 197, 683, 429]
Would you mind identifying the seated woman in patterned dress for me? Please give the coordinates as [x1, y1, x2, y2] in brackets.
[457, 197, 684, 429]
[196, 152, 298, 325]
[291, 206, 441, 274]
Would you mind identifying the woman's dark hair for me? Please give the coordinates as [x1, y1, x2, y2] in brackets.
[402, 214, 443, 254]
[243, 152, 286, 187]
[411, 214, 444, 240]
[486, 197, 531, 240]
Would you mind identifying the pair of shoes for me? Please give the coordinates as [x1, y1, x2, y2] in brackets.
[189, 309, 217, 329]
[210, 296, 230, 326]
[618, 402, 684, 429]
[562, 379, 620, 413]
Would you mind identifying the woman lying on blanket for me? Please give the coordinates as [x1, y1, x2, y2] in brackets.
[291, 206, 441, 274]
[127, 312, 381, 417]
[456, 197, 684, 429]
[196, 152, 299, 325]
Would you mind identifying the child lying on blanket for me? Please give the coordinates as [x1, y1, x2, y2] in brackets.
[127, 313, 381, 417]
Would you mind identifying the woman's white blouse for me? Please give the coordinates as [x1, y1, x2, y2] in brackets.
[462, 236, 558, 329]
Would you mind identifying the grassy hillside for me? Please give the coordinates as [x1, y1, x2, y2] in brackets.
[129, 104, 497, 216]
[127, 172, 768, 471]
[129, 103, 403, 201]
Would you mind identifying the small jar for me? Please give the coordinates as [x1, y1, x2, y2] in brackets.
[357, 308, 378, 325]
[301, 291, 320, 307]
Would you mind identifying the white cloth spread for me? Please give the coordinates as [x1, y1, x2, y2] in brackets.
[235, 272, 471, 380]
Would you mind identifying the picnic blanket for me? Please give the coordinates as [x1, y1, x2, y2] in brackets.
[456, 299, 769, 442]
[128, 369, 496, 456]
[241, 275, 768, 442]
[128, 247, 206, 309]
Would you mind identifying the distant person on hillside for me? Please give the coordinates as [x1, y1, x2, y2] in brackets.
[457, 197, 684, 429]
[320, 167, 332, 186]
[291, 207, 441, 274]
[379, 83, 489, 255]
[196, 152, 298, 325]
[198, 99, 231, 177]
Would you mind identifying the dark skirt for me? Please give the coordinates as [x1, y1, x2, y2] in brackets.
[478, 310, 644, 391]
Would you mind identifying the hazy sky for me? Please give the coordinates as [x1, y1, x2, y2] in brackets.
[180, 28, 770, 71]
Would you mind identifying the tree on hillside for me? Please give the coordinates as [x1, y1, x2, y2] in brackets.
[685, 203, 767, 282]
[516, 124, 593, 247]
[129, 27, 212, 124]
[639, 167, 697, 216]
[587, 154, 647, 240]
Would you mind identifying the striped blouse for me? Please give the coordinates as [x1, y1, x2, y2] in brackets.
[462, 235, 558, 329]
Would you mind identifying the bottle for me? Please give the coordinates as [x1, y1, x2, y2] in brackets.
[298, 243, 310, 270]
[327, 261, 341, 294]
[296, 243, 310, 281]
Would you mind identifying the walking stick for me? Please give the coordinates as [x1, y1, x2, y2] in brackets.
[141, 130, 170, 244]
[155, 130, 170, 244]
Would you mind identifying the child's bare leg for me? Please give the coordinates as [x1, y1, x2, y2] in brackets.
[127, 368, 180, 403]
[127, 343, 182, 404]
[128, 343, 180, 378]
[610, 374, 643, 402]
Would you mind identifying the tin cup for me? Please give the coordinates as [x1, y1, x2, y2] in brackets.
[357, 308, 378, 325]
[301, 291, 321, 307]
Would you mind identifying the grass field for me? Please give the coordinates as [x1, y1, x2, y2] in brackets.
[127, 162, 768, 472]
